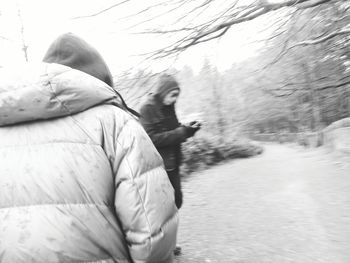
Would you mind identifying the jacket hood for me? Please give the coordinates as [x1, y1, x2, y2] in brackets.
[43, 33, 113, 87]
[154, 74, 180, 102]
[0, 62, 120, 126]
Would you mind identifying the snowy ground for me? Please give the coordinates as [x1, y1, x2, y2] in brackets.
[175, 143, 350, 263]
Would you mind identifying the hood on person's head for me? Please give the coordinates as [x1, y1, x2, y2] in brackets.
[43, 33, 113, 87]
[154, 74, 180, 102]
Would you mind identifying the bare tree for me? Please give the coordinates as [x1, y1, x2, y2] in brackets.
[72, 0, 349, 58]
[17, 5, 29, 62]
[131, 0, 348, 57]
[72, 0, 350, 134]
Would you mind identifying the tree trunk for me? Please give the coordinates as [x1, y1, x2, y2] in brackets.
[302, 62, 320, 131]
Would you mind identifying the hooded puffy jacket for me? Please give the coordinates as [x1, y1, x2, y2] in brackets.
[0, 56, 178, 262]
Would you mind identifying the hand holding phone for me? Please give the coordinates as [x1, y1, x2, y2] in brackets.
[189, 120, 202, 128]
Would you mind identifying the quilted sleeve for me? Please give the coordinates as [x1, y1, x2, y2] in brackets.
[101, 108, 178, 263]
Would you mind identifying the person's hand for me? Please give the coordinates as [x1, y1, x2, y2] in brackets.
[185, 120, 201, 137]
[189, 120, 201, 128]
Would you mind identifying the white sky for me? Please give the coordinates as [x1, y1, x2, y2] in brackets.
[0, 0, 275, 74]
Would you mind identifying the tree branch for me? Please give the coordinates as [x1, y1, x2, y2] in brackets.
[316, 78, 350, 90]
[125, 0, 192, 30]
[72, 0, 130, 19]
[17, 5, 28, 62]
[115, 1, 175, 21]
[297, 0, 332, 9]
[292, 28, 350, 46]
[0, 36, 10, 41]
[147, 0, 336, 57]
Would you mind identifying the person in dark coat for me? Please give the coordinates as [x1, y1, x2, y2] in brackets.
[139, 74, 201, 210]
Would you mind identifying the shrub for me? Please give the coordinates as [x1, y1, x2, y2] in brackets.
[180, 133, 263, 174]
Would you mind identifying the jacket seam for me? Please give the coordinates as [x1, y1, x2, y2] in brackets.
[0, 141, 100, 149]
[115, 119, 153, 254]
[0, 203, 113, 210]
[153, 211, 178, 242]
[81, 256, 112, 263]
[81, 256, 127, 263]
[123, 156, 153, 254]
[126, 211, 178, 237]
[45, 68, 98, 145]
[45, 69, 72, 116]
[69, 115, 99, 144]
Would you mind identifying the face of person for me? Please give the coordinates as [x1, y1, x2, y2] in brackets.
[163, 89, 180, 105]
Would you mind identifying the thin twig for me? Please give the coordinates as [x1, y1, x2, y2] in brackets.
[72, 0, 130, 19]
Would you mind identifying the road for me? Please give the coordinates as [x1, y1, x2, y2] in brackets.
[175, 143, 350, 263]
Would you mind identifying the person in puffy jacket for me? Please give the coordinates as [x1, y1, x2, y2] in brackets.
[0, 33, 178, 263]
[139, 74, 201, 210]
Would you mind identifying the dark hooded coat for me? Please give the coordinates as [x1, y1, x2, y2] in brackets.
[139, 75, 188, 208]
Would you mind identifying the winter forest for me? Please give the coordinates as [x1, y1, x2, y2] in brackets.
[115, 0, 350, 139]
[1, 0, 350, 144]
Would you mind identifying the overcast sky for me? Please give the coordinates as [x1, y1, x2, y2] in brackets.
[0, 0, 274, 74]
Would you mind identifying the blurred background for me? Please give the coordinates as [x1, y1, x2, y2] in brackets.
[1, 0, 350, 262]
[2, 1, 349, 152]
